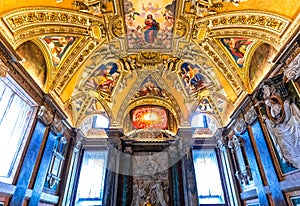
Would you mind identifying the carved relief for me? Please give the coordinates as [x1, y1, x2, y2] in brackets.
[203, 12, 289, 35]
[255, 79, 300, 169]
[51, 115, 65, 135]
[284, 52, 300, 82]
[138, 51, 162, 66]
[38, 106, 54, 125]
[228, 134, 252, 185]
[72, 0, 114, 15]
[174, 17, 189, 38]
[184, 0, 248, 18]
[202, 42, 242, 94]
[0, 59, 9, 77]
[1, 8, 107, 46]
[54, 40, 99, 94]
[243, 104, 257, 125]
[109, 16, 125, 38]
[131, 152, 169, 206]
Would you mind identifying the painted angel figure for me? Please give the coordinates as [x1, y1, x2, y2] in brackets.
[140, 2, 162, 18]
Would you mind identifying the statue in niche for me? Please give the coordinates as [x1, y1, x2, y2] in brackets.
[132, 180, 148, 206]
[258, 82, 300, 168]
[131, 178, 169, 206]
[151, 181, 168, 206]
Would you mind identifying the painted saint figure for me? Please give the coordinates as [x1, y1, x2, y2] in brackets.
[221, 37, 253, 67]
[143, 14, 159, 44]
[86, 63, 120, 93]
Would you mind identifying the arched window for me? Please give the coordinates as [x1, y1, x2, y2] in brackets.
[93, 114, 109, 128]
[191, 113, 208, 128]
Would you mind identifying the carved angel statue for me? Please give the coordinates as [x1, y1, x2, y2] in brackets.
[260, 83, 300, 168]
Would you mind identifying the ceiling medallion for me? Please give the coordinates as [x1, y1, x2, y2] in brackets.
[138, 51, 162, 66]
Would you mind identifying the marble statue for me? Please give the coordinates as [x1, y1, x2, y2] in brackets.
[260, 83, 300, 168]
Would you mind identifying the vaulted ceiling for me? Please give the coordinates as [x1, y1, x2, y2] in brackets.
[0, 0, 299, 133]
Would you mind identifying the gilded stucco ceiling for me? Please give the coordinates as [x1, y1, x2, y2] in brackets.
[0, 0, 299, 132]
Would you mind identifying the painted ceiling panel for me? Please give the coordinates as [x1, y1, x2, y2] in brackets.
[0, 0, 299, 131]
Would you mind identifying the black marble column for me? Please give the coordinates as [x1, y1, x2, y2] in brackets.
[177, 128, 198, 206]
[169, 145, 183, 206]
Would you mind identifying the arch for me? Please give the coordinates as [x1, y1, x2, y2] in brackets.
[1, 7, 105, 47]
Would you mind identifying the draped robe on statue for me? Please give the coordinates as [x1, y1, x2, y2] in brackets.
[264, 100, 300, 168]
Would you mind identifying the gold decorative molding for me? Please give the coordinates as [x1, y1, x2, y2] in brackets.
[114, 70, 185, 127]
[201, 41, 243, 95]
[0, 59, 9, 77]
[174, 17, 190, 38]
[3, 8, 89, 32]
[53, 39, 101, 94]
[138, 51, 162, 66]
[0, 7, 106, 47]
[280, 12, 300, 47]
[108, 15, 125, 38]
[208, 28, 280, 49]
[197, 11, 290, 34]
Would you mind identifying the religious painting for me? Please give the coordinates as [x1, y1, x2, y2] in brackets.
[85, 62, 120, 94]
[197, 98, 213, 113]
[215, 95, 227, 114]
[131, 106, 168, 129]
[42, 36, 76, 66]
[85, 99, 105, 114]
[123, 0, 176, 50]
[16, 41, 47, 88]
[73, 96, 85, 112]
[220, 37, 254, 68]
[179, 62, 210, 93]
[132, 76, 167, 99]
[249, 43, 277, 90]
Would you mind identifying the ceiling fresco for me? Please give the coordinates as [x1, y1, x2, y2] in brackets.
[0, 0, 299, 134]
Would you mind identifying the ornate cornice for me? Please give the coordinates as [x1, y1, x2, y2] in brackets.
[193, 11, 290, 36]
[0, 7, 106, 47]
[202, 41, 243, 95]
[0, 58, 9, 77]
[53, 38, 101, 94]
[38, 106, 54, 125]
